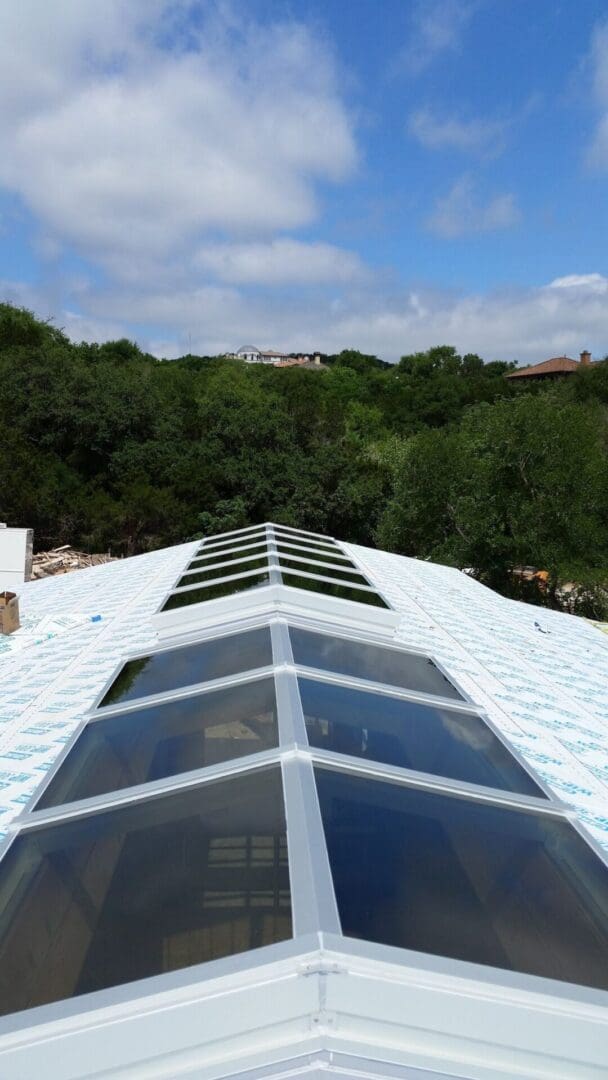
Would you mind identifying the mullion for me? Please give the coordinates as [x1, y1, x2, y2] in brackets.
[176, 554, 270, 588]
[189, 541, 269, 568]
[13, 750, 287, 833]
[280, 755, 341, 936]
[277, 555, 370, 586]
[280, 566, 379, 593]
[274, 540, 353, 566]
[305, 746, 564, 818]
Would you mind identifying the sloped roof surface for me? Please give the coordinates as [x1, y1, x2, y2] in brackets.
[0, 529, 607, 851]
[506, 355, 580, 377]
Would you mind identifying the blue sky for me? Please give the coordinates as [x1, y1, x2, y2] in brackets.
[2, 0, 608, 362]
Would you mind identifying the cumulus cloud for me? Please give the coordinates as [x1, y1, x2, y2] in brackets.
[427, 175, 521, 237]
[195, 239, 366, 285]
[14, 269, 602, 366]
[396, 0, 477, 76]
[408, 106, 507, 156]
[549, 273, 608, 293]
[2, 4, 606, 372]
[0, 1, 356, 266]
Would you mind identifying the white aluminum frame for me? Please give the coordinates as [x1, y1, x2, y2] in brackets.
[0, 521, 607, 1078]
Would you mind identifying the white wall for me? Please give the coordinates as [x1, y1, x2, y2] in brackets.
[0, 527, 33, 591]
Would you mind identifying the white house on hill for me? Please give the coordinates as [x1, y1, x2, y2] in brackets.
[234, 345, 289, 364]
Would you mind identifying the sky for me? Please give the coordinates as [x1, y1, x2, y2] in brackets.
[2, 0, 608, 363]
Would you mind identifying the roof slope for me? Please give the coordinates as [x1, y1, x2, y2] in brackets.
[0, 528, 607, 850]
[506, 355, 580, 377]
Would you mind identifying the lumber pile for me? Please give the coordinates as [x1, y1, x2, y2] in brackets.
[31, 545, 118, 579]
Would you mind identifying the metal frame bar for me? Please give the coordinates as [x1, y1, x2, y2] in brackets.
[179, 547, 272, 581]
[22, 612, 565, 824]
[273, 538, 353, 565]
[1, 523, 608, 1034]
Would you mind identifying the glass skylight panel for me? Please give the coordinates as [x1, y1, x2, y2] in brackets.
[177, 555, 269, 588]
[162, 572, 271, 611]
[300, 678, 544, 797]
[290, 628, 462, 699]
[198, 528, 267, 553]
[36, 679, 278, 809]
[272, 532, 338, 553]
[100, 627, 273, 708]
[272, 524, 329, 540]
[0, 768, 291, 1017]
[275, 543, 354, 567]
[278, 556, 370, 587]
[189, 542, 269, 568]
[282, 574, 388, 608]
[315, 767, 608, 990]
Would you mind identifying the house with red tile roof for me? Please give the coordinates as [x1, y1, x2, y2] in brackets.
[506, 350, 601, 380]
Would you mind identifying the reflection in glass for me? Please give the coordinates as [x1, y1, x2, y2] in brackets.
[0, 769, 291, 1016]
[162, 572, 271, 611]
[315, 768, 608, 990]
[281, 574, 388, 608]
[300, 679, 543, 797]
[177, 556, 269, 588]
[38, 679, 278, 808]
[190, 542, 268, 568]
[278, 557, 369, 586]
[100, 627, 272, 708]
[275, 543, 354, 567]
[291, 628, 461, 699]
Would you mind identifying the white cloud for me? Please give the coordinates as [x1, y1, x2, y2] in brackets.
[548, 273, 608, 293]
[408, 106, 506, 156]
[14, 270, 603, 367]
[396, 0, 476, 76]
[427, 175, 521, 237]
[0, 2, 356, 265]
[195, 239, 366, 285]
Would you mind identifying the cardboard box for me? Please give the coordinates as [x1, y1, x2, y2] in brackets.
[0, 592, 20, 635]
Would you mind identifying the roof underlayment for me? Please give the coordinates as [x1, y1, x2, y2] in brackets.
[0, 535, 606, 849]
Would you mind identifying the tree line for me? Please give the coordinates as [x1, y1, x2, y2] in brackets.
[1, 303, 607, 616]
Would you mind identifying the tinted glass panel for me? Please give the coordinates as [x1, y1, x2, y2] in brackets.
[38, 679, 278, 809]
[291, 628, 461, 700]
[272, 533, 337, 553]
[300, 679, 543, 797]
[0, 769, 291, 1016]
[275, 543, 354, 567]
[162, 572, 271, 611]
[315, 768, 608, 990]
[178, 556, 269, 588]
[279, 557, 369, 586]
[190, 542, 268, 568]
[198, 529, 267, 554]
[100, 627, 272, 708]
[273, 526, 329, 541]
[282, 574, 388, 608]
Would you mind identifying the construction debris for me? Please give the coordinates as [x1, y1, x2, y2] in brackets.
[31, 546, 118, 579]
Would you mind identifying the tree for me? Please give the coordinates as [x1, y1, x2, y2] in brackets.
[378, 392, 608, 613]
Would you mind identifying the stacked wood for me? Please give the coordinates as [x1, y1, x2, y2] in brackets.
[31, 546, 118, 579]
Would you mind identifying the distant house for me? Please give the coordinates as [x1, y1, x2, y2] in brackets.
[506, 350, 601, 381]
[233, 346, 323, 367]
[233, 346, 289, 364]
[233, 345, 263, 362]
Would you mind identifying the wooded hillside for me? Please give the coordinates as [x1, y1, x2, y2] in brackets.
[2, 303, 607, 616]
